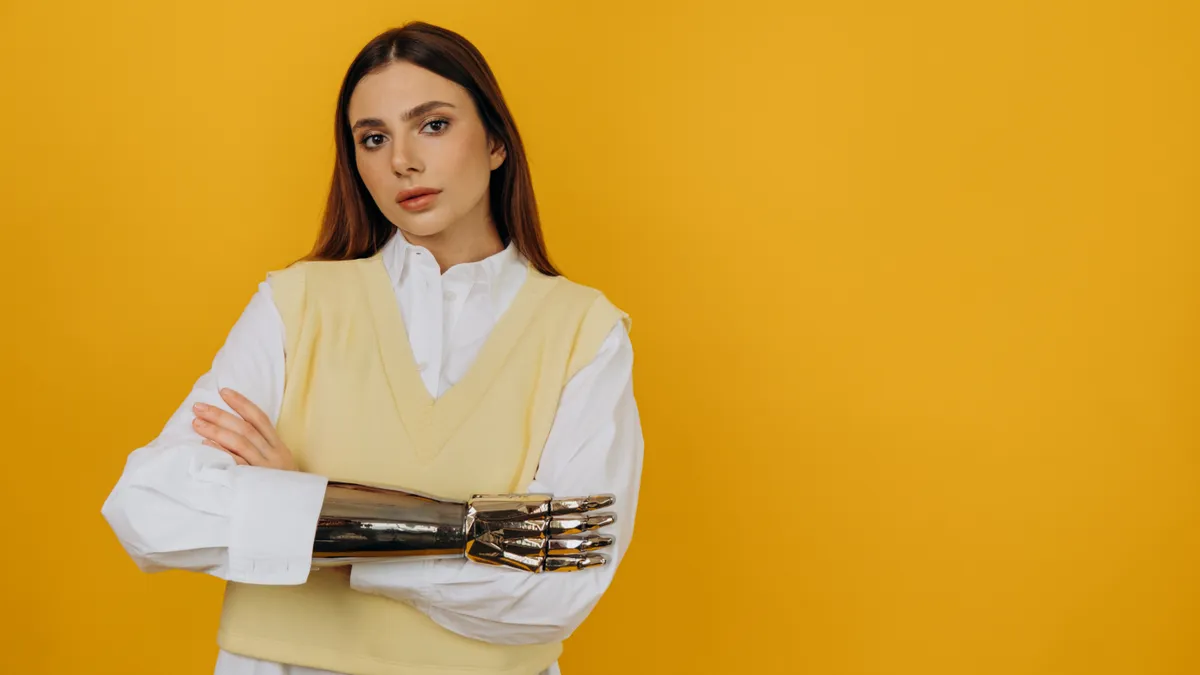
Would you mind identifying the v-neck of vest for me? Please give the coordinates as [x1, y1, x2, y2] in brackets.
[357, 252, 559, 462]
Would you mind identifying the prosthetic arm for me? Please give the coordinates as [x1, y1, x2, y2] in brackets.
[311, 481, 618, 573]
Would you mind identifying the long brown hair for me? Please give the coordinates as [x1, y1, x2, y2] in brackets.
[300, 21, 560, 276]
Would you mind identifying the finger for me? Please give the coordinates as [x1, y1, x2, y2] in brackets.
[200, 437, 230, 453]
[193, 418, 267, 466]
[546, 533, 614, 556]
[203, 439, 249, 466]
[219, 388, 282, 447]
[543, 552, 607, 572]
[548, 494, 616, 515]
[468, 496, 557, 525]
[547, 513, 617, 536]
[489, 536, 544, 559]
[194, 402, 272, 457]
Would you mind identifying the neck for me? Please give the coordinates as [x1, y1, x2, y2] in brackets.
[397, 215, 504, 274]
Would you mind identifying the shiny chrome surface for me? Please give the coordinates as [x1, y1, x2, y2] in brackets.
[312, 482, 467, 563]
[464, 493, 617, 572]
[310, 481, 617, 573]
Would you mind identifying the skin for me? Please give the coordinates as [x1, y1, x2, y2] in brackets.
[350, 59, 507, 273]
[193, 60, 508, 470]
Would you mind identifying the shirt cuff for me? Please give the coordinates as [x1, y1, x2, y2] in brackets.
[228, 466, 328, 585]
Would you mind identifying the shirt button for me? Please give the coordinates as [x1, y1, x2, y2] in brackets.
[445, 290, 457, 302]
[417, 361, 429, 372]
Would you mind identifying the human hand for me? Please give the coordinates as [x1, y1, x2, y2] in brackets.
[191, 388, 298, 471]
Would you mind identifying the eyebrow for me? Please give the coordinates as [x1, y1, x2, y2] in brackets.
[351, 100, 457, 132]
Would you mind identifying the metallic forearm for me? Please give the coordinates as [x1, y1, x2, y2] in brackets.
[310, 480, 618, 573]
[312, 482, 468, 565]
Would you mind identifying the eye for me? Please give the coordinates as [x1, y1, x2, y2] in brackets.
[358, 133, 386, 150]
[422, 117, 451, 134]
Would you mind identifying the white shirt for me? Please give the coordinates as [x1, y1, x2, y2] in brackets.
[101, 228, 643, 675]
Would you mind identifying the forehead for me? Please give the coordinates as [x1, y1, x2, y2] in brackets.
[348, 61, 466, 116]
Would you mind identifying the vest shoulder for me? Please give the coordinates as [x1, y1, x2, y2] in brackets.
[543, 273, 631, 333]
[542, 274, 613, 308]
[266, 257, 375, 288]
[265, 258, 378, 327]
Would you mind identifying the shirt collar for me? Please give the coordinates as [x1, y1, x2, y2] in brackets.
[380, 226, 522, 287]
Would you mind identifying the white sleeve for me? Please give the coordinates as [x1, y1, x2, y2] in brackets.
[348, 319, 644, 645]
[100, 279, 328, 585]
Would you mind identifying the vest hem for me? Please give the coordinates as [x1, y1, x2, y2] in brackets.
[218, 629, 562, 675]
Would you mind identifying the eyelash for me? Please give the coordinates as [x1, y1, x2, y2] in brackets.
[358, 117, 451, 151]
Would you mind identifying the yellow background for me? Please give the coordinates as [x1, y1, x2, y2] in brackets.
[1, 1, 1196, 673]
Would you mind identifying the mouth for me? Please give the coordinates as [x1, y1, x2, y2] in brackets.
[396, 187, 441, 203]
[396, 188, 441, 212]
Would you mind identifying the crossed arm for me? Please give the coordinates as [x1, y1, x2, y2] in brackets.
[101, 279, 644, 644]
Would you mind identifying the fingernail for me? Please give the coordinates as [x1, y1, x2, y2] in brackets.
[193, 418, 206, 427]
[193, 403, 208, 412]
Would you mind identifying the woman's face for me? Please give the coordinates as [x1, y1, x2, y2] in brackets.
[347, 60, 506, 239]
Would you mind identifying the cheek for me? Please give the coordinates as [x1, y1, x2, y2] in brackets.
[355, 152, 387, 196]
[448, 142, 493, 196]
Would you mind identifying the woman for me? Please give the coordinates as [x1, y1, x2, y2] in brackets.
[101, 21, 643, 675]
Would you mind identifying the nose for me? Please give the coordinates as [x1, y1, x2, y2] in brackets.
[390, 137, 422, 175]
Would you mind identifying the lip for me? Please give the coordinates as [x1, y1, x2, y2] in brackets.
[398, 192, 439, 212]
[396, 186, 441, 203]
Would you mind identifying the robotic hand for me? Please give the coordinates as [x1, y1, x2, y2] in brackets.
[312, 481, 618, 573]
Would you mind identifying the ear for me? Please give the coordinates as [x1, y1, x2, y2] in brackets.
[489, 137, 507, 171]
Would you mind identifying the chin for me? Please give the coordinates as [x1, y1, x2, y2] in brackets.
[392, 214, 450, 238]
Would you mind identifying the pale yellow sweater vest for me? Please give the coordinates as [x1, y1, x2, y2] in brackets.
[215, 249, 628, 675]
